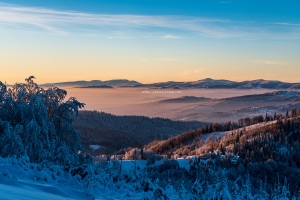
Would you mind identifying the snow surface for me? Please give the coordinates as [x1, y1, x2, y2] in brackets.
[0, 160, 89, 199]
[0, 181, 86, 200]
[106, 159, 192, 172]
[89, 145, 101, 150]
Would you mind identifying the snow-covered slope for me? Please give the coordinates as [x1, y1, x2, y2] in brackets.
[0, 157, 90, 199]
[0, 156, 195, 200]
[202, 120, 278, 142]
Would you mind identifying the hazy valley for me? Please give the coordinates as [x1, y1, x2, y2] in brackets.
[44, 78, 298, 123]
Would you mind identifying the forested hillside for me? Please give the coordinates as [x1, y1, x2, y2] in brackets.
[145, 114, 273, 155]
[73, 111, 207, 154]
[140, 112, 300, 197]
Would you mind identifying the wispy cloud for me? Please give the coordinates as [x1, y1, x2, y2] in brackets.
[272, 22, 300, 26]
[163, 34, 181, 39]
[0, 3, 234, 37]
[0, 3, 299, 39]
[249, 60, 290, 66]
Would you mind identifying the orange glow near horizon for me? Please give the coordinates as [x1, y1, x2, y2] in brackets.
[1, 3, 300, 85]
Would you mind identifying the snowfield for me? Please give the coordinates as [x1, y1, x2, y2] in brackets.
[0, 157, 90, 199]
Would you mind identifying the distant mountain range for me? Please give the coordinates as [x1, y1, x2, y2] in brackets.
[137, 78, 300, 89]
[42, 78, 300, 89]
[41, 79, 142, 87]
[75, 85, 114, 89]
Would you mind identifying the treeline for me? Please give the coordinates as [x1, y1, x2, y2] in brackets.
[146, 109, 300, 155]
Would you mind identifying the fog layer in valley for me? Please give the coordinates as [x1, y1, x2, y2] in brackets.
[64, 87, 299, 122]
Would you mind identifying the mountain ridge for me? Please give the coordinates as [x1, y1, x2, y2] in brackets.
[41, 79, 142, 87]
[41, 78, 300, 89]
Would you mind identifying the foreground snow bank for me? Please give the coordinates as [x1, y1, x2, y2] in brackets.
[0, 157, 94, 199]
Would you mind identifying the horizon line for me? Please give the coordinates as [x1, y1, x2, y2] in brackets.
[3, 77, 300, 86]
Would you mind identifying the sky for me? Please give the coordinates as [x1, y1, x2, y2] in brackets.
[0, 0, 300, 84]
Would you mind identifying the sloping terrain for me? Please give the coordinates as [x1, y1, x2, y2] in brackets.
[145, 115, 300, 158]
[73, 111, 207, 154]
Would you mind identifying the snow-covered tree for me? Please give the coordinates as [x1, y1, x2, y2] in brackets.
[0, 122, 23, 157]
[0, 76, 90, 166]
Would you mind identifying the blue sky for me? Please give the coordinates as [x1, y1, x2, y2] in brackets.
[0, 0, 300, 83]
[2, 0, 299, 23]
[2, 0, 299, 20]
